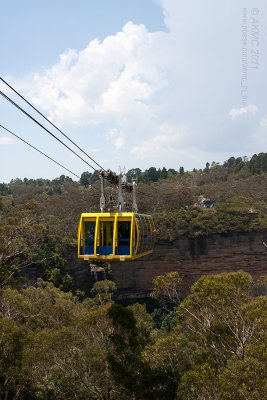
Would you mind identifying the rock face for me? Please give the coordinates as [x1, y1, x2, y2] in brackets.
[112, 230, 267, 299]
[21, 249, 92, 293]
[64, 249, 92, 293]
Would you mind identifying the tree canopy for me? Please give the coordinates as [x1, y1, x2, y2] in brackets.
[0, 271, 266, 399]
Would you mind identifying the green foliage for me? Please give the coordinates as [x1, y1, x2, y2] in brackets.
[0, 272, 266, 399]
[126, 167, 143, 182]
[0, 318, 27, 399]
[80, 170, 99, 188]
[90, 279, 117, 305]
[125, 166, 177, 184]
[0, 183, 10, 195]
[176, 271, 263, 365]
[151, 308, 177, 331]
[156, 205, 264, 240]
[0, 210, 47, 288]
[177, 363, 219, 400]
[151, 271, 182, 306]
[218, 356, 267, 400]
[248, 153, 267, 174]
[149, 271, 267, 400]
[160, 166, 168, 179]
[0, 177, 92, 290]
[223, 156, 245, 173]
[179, 166, 185, 175]
[46, 268, 73, 291]
[143, 167, 160, 182]
[107, 303, 172, 399]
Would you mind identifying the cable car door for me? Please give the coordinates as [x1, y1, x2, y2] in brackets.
[97, 219, 114, 255]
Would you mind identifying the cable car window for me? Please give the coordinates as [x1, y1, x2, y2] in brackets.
[143, 217, 149, 252]
[135, 216, 141, 254]
[142, 217, 146, 253]
[84, 221, 95, 255]
[151, 217, 155, 242]
[137, 215, 145, 254]
[98, 221, 114, 255]
[134, 219, 138, 255]
[147, 217, 153, 249]
[117, 221, 131, 255]
[142, 217, 148, 253]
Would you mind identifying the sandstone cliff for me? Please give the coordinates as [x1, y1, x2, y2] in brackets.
[112, 230, 267, 299]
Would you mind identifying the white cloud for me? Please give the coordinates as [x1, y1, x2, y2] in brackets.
[106, 128, 125, 150]
[229, 105, 259, 120]
[259, 116, 267, 131]
[131, 123, 188, 158]
[249, 116, 267, 149]
[23, 22, 168, 127]
[0, 136, 17, 145]
[9, 0, 266, 173]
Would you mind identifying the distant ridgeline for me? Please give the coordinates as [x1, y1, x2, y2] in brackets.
[1, 152, 267, 192]
[79, 152, 267, 186]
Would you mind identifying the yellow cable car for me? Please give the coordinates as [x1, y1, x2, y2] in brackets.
[78, 212, 155, 261]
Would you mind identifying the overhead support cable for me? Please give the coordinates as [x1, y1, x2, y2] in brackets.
[0, 77, 106, 172]
[0, 124, 80, 179]
[0, 90, 98, 172]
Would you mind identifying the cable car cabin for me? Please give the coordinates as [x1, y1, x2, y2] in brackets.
[78, 212, 155, 261]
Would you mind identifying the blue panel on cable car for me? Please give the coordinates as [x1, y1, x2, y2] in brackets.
[97, 245, 113, 255]
[117, 246, 130, 255]
[85, 245, 94, 254]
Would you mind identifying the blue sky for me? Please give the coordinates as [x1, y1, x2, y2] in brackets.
[0, 0, 266, 182]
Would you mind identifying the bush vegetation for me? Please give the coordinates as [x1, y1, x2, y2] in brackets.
[0, 271, 266, 399]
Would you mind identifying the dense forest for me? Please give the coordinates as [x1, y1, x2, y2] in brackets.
[0, 272, 266, 399]
[0, 153, 267, 399]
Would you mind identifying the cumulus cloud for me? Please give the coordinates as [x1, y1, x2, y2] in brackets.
[10, 0, 266, 170]
[131, 123, 188, 158]
[24, 22, 168, 127]
[106, 128, 125, 150]
[229, 105, 259, 120]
